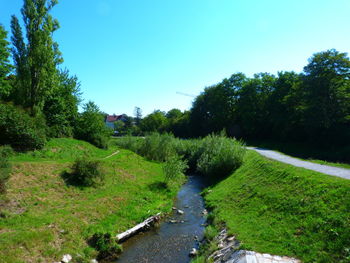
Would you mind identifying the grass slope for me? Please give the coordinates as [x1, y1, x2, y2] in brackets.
[204, 151, 350, 263]
[0, 138, 182, 263]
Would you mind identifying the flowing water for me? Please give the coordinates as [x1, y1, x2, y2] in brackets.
[116, 175, 206, 263]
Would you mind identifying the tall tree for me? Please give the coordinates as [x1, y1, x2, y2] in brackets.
[303, 49, 350, 134]
[11, 0, 62, 114]
[134, 106, 142, 125]
[0, 24, 13, 99]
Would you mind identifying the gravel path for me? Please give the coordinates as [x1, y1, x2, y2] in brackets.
[247, 147, 350, 180]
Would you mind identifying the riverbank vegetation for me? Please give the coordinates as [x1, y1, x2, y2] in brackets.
[113, 133, 246, 183]
[0, 138, 183, 262]
[195, 151, 350, 263]
[133, 50, 350, 164]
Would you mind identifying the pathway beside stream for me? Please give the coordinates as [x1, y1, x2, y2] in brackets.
[247, 147, 350, 180]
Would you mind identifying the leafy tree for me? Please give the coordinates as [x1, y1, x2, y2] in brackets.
[190, 73, 246, 137]
[140, 110, 167, 133]
[43, 69, 81, 137]
[10, 0, 63, 113]
[75, 101, 111, 149]
[166, 108, 182, 119]
[0, 25, 13, 99]
[302, 49, 350, 137]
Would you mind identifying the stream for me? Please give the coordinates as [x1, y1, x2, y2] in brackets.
[116, 175, 206, 263]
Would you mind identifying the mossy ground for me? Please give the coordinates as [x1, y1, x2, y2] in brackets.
[197, 151, 350, 263]
[0, 138, 182, 263]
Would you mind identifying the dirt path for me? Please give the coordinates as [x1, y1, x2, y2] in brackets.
[103, 150, 120, 159]
[247, 147, 350, 180]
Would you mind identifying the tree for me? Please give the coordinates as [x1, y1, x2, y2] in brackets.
[11, 0, 63, 114]
[75, 101, 111, 149]
[190, 73, 246, 137]
[302, 49, 350, 135]
[43, 69, 81, 137]
[0, 25, 13, 99]
[140, 110, 167, 133]
[134, 107, 142, 125]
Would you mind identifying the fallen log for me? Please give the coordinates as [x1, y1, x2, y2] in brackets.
[116, 213, 161, 243]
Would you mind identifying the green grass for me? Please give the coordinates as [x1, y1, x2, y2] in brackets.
[0, 138, 183, 263]
[202, 150, 350, 263]
[247, 140, 350, 168]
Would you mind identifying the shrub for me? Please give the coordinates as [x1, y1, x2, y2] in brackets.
[163, 155, 188, 184]
[0, 103, 46, 151]
[89, 232, 122, 261]
[113, 136, 144, 153]
[196, 134, 246, 180]
[0, 146, 13, 194]
[69, 158, 103, 186]
[138, 133, 177, 162]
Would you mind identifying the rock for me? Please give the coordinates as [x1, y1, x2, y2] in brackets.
[184, 205, 189, 208]
[189, 248, 198, 257]
[169, 219, 178, 224]
[172, 207, 177, 210]
[90, 260, 98, 263]
[227, 236, 235, 241]
[202, 209, 208, 215]
[61, 254, 72, 263]
[177, 209, 184, 215]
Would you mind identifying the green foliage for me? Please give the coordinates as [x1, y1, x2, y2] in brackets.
[0, 145, 13, 194]
[0, 103, 46, 150]
[186, 49, 350, 153]
[75, 101, 111, 149]
[138, 133, 178, 162]
[114, 133, 246, 181]
[44, 69, 81, 137]
[89, 232, 122, 261]
[163, 155, 188, 184]
[140, 110, 167, 133]
[196, 134, 246, 181]
[0, 24, 13, 99]
[204, 151, 350, 262]
[10, 0, 62, 112]
[68, 158, 104, 187]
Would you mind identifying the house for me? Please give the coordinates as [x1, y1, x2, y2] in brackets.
[105, 114, 127, 129]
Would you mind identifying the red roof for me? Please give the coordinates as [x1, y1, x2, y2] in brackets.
[106, 114, 123, 122]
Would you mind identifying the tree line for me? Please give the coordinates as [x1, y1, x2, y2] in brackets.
[138, 49, 350, 157]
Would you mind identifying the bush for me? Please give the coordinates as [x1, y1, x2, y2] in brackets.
[0, 103, 46, 151]
[68, 158, 104, 186]
[196, 134, 246, 180]
[163, 155, 188, 184]
[113, 136, 144, 153]
[138, 133, 177, 162]
[0, 146, 13, 194]
[89, 232, 122, 261]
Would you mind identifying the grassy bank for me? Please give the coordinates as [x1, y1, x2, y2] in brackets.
[0, 138, 182, 263]
[200, 151, 350, 263]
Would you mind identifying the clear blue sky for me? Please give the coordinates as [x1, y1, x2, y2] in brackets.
[1, 0, 350, 116]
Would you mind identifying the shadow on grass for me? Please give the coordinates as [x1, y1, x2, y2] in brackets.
[60, 171, 86, 188]
[148, 181, 170, 193]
